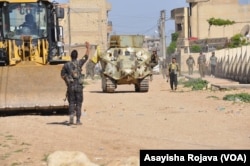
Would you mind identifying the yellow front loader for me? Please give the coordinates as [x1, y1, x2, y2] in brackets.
[0, 0, 71, 112]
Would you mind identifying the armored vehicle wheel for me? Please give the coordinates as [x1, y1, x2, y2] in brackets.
[102, 76, 116, 93]
[135, 77, 149, 92]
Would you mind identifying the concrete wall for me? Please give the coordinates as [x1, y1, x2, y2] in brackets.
[172, 0, 250, 47]
[180, 45, 250, 83]
[189, 0, 250, 39]
[215, 46, 250, 83]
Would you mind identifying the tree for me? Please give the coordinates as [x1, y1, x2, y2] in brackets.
[167, 41, 176, 55]
[167, 33, 178, 55]
[207, 17, 235, 37]
[171, 32, 178, 42]
[229, 33, 247, 48]
[207, 17, 235, 27]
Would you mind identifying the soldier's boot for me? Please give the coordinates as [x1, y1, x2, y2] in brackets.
[76, 106, 82, 125]
[170, 84, 173, 90]
[76, 118, 82, 125]
[69, 114, 74, 125]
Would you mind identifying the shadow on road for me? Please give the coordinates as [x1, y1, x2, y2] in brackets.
[88, 90, 146, 94]
[0, 109, 68, 117]
[47, 121, 69, 126]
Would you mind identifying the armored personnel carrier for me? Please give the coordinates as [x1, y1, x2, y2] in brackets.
[98, 35, 153, 92]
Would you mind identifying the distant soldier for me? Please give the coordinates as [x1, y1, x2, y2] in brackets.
[160, 59, 168, 79]
[209, 51, 217, 77]
[197, 52, 206, 78]
[150, 50, 158, 68]
[149, 50, 159, 81]
[85, 60, 95, 80]
[168, 57, 179, 90]
[186, 55, 195, 75]
[61, 42, 90, 125]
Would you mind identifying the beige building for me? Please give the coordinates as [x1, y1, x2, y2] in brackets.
[171, 0, 250, 50]
[60, 0, 112, 52]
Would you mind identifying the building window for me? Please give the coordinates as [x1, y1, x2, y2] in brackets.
[177, 23, 182, 31]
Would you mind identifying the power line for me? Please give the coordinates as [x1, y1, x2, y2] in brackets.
[142, 24, 158, 34]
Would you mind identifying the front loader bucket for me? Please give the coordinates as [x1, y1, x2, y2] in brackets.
[0, 64, 68, 112]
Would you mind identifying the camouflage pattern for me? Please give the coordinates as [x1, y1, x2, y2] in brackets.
[85, 60, 95, 80]
[61, 56, 88, 124]
[97, 35, 153, 92]
[210, 52, 217, 76]
[150, 51, 158, 69]
[186, 55, 195, 75]
[197, 53, 207, 77]
[67, 83, 83, 123]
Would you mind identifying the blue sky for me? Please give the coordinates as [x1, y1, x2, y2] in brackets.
[107, 0, 249, 43]
[107, 0, 188, 44]
[55, 0, 249, 44]
[239, 0, 250, 4]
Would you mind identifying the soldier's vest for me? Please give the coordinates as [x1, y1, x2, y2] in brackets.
[169, 63, 179, 74]
[198, 55, 206, 64]
[210, 56, 217, 66]
[187, 58, 194, 65]
[68, 61, 84, 85]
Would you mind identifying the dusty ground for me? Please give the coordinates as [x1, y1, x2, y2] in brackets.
[0, 74, 250, 166]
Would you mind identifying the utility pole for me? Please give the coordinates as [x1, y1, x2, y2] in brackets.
[68, 7, 71, 54]
[160, 10, 166, 60]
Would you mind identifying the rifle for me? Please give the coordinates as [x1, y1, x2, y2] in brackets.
[64, 90, 68, 102]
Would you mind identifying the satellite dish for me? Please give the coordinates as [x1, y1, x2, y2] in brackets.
[240, 24, 250, 36]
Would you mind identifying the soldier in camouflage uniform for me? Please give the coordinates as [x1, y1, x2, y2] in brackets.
[209, 52, 217, 77]
[160, 59, 168, 79]
[186, 55, 195, 75]
[168, 57, 179, 90]
[197, 52, 207, 78]
[85, 60, 95, 80]
[149, 50, 159, 81]
[61, 42, 90, 125]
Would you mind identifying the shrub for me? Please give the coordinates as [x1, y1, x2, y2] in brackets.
[190, 45, 202, 53]
[223, 93, 250, 103]
[183, 78, 208, 90]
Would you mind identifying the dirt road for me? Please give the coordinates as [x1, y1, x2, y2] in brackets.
[0, 75, 250, 166]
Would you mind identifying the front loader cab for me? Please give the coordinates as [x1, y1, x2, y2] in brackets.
[2, 2, 47, 39]
[0, 0, 69, 66]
